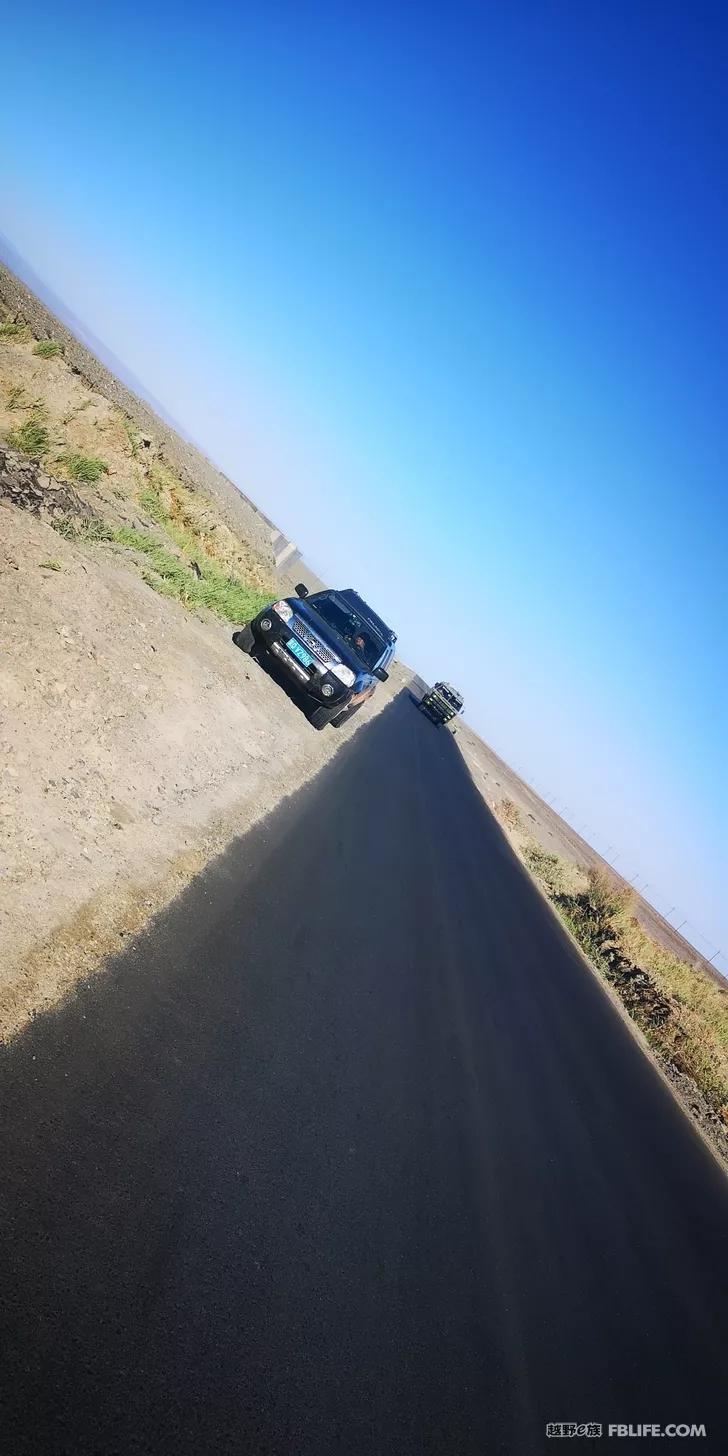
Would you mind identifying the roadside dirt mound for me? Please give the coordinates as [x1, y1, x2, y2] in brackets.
[0, 262, 276, 567]
[0, 323, 276, 597]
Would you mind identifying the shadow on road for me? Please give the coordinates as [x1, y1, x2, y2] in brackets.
[0, 691, 440, 1449]
[1, 691, 726, 1455]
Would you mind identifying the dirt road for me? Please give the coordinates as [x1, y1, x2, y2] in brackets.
[1, 694, 726, 1454]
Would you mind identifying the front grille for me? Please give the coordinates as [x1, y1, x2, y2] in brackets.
[290, 616, 338, 667]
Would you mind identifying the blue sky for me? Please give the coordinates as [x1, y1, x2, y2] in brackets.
[2, 1, 726, 959]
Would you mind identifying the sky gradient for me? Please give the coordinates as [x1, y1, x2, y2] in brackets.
[2, 1, 726, 960]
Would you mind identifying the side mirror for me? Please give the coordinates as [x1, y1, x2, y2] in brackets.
[295, 583, 309, 598]
[375, 667, 389, 682]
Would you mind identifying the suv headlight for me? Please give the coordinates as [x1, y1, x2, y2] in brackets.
[331, 663, 355, 687]
[272, 600, 293, 622]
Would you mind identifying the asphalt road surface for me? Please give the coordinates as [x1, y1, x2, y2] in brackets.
[1, 693, 727, 1455]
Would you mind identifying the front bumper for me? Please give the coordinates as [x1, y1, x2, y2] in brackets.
[253, 613, 352, 707]
[421, 701, 452, 724]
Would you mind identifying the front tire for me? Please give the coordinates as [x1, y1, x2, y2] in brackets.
[232, 625, 257, 656]
[330, 702, 360, 728]
[309, 704, 334, 731]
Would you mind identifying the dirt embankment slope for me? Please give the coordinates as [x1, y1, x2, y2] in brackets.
[0, 496, 412, 1040]
[455, 719, 724, 986]
[0, 262, 275, 567]
[0, 290, 414, 1039]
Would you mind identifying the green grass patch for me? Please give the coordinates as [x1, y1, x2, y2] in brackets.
[33, 339, 62, 359]
[39, 559, 62, 571]
[138, 473, 266, 587]
[143, 467, 225, 552]
[523, 842, 572, 896]
[138, 486, 169, 524]
[61, 453, 110, 484]
[122, 419, 140, 458]
[7, 416, 50, 456]
[0, 321, 28, 340]
[52, 514, 270, 623]
[135, 465, 275, 597]
[115, 525, 270, 621]
[52, 516, 113, 543]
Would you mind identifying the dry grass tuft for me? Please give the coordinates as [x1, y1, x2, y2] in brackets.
[522, 847, 728, 1122]
[498, 797, 522, 830]
[33, 339, 62, 360]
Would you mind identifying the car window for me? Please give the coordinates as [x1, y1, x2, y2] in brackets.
[308, 594, 385, 671]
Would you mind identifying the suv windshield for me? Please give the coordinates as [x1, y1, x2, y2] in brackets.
[308, 593, 384, 670]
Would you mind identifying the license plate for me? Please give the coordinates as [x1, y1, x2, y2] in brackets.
[287, 636, 314, 667]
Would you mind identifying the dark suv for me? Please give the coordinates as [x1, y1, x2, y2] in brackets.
[419, 682, 464, 726]
[233, 585, 397, 729]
